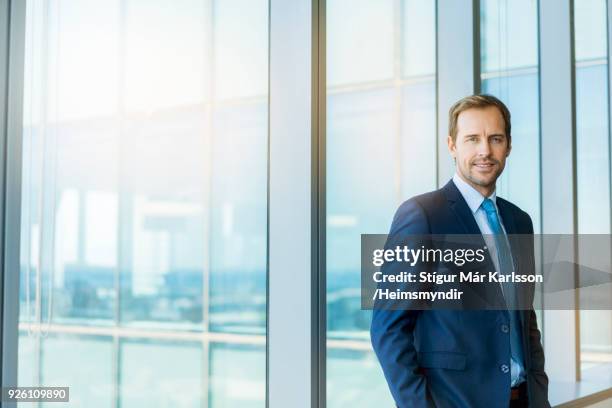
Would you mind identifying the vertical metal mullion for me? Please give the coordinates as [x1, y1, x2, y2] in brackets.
[393, 0, 403, 203]
[202, 1, 214, 406]
[265, 0, 271, 402]
[201, 0, 216, 408]
[316, 1, 326, 407]
[114, 1, 127, 406]
[606, 0, 612, 374]
[1, 0, 27, 403]
[536, 0, 545, 349]
[569, 0, 581, 384]
[311, 0, 319, 405]
[436, 0, 480, 186]
[34, 0, 51, 393]
[607, 0, 612, 262]
[203, 0, 214, 340]
[114, 336, 121, 408]
[434, 0, 439, 189]
[268, 0, 315, 406]
[472, 0, 481, 95]
[0, 0, 9, 392]
[539, 0, 579, 383]
[203, 338, 210, 408]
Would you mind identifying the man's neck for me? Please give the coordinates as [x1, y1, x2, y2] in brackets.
[455, 171, 496, 198]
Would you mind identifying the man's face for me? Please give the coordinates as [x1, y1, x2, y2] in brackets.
[447, 106, 511, 194]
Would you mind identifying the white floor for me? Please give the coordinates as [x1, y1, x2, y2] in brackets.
[588, 398, 612, 408]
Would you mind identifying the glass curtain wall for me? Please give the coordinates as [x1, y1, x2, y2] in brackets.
[325, 0, 436, 406]
[479, 0, 543, 333]
[480, 0, 541, 232]
[16, 0, 268, 406]
[574, 0, 612, 378]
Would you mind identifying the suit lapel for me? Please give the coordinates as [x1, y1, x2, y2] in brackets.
[497, 198, 521, 275]
[497, 198, 518, 235]
[443, 180, 508, 308]
[442, 180, 482, 235]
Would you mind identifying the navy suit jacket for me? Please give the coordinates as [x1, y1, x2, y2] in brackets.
[370, 180, 549, 408]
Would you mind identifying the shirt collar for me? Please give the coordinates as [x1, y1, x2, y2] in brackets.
[452, 173, 497, 215]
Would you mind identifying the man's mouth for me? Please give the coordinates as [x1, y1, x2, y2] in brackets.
[473, 162, 496, 169]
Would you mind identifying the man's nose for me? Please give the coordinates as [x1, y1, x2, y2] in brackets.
[476, 140, 492, 156]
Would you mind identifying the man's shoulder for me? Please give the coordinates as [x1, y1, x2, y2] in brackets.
[390, 187, 448, 235]
[496, 196, 534, 231]
[496, 196, 530, 218]
[396, 187, 447, 215]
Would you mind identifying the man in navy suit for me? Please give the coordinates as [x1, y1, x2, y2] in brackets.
[371, 95, 549, 408]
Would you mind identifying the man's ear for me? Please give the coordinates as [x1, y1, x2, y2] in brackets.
[506, 142, 512, 157]
[447, 135, 456, 159]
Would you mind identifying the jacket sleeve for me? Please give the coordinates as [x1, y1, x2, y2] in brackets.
[524, 213, 550, 407]
[370, 199, 433, 408]
[528, 309, 550, 407]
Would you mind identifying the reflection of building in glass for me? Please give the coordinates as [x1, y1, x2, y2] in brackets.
[17, 0, 269, 405]
[326, 1, 436, 405]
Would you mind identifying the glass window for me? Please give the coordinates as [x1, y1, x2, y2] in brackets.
[327, 0, 395, 87]
[480, 0, 541, 232]
[327, 348, 392, 406]
[209, 343, 266, 407]
[41, 335, 114, 408]
[120, 340, 202, 407]
[479, 0, 545, 370]
[574, 0, 608, 62]
[480, 0, 538, 73]
[326, 0, 436, 405]
[574, 0, 612, 379]
[17, 0, 268, 405]
[17, 333, 37, 391]
[402, 0, 436, 77]
[481, 73, 541, 230]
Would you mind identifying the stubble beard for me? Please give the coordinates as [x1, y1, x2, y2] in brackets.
[459, 162, 504, 192]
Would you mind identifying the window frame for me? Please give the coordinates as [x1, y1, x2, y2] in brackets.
[1, 1, 26, 403]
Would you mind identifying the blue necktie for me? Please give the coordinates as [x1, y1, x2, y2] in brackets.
[481, 198, 525, 383]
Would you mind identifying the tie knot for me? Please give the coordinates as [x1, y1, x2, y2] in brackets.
[481, 198, 497, 214]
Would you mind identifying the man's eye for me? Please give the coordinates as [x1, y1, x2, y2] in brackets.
[492, 137, 503, 143]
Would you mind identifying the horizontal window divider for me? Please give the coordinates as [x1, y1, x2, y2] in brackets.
[574, 56, 608, 68]
[18, 323, 266, 345]
[326, 339, 370, 351]
[327, 75, 436, 95]
[480, 65, 539, 80]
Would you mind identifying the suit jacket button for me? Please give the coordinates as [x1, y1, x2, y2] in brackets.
[500, 364, 510, 373]
[501, 324, 509, 333]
